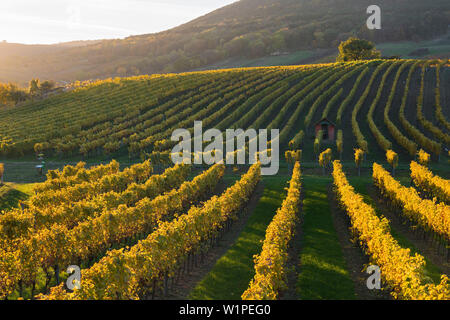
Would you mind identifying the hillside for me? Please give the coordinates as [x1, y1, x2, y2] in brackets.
[0, 0, 449, 84]
[0, 59, 448, 164]
[1, 78, 449, 300]
[2, 1, 450, 305]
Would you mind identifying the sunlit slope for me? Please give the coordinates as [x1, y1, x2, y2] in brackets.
[0, 60, 448, 162]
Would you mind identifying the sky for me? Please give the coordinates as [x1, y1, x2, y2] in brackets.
[0, 0, 238, 45]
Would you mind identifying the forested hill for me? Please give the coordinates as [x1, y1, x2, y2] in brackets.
[1, 0, 449, 84]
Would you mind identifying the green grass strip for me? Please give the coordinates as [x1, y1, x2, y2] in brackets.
[0, 183, 36, 211]
[189, 176, 288, 300]
[296, 175, 355, 300]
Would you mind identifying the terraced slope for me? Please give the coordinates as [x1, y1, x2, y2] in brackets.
[0, 60, 448, 163]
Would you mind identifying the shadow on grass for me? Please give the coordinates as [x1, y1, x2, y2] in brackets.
[0, 183, 30, 211]
[188, 177, 288, 300]
[296, 175, 356, 300]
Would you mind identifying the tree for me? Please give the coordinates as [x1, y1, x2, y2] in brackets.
[7, 84, 28, 105]
[29, 79, 41, 100]
[417, 149, 430, 167]
[314, 130, 323, 157]
[224, 36, 249, 57]
[40, 80, 55, 95]
[337, 37, 381, 62]
[270, 32, 286, 52]
[285, 150, 301, 173]
[319, 149, 332, 175]
[172, 54, 191, 72]
[336, 130, 343, 160]
[184, 38, 208, 55]
[354, 148, 364, 177]
[386, 150, 399, 177]
[248, 39, 266, 58]
[34, 142, 49, 155]
[0, 83, 9, 105]
[0, 163, 4, 185]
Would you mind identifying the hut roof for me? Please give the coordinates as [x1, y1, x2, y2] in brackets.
[314, 118, 336, 127]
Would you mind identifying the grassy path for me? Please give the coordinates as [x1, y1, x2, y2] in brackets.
[188, 176, 288, 300]
[0, 182, 37, 211]
[296, 175, 355, 300]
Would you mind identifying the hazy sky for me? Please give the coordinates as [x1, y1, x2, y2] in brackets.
[0, 0, 238, 45]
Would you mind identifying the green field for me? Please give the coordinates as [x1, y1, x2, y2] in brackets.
[377, 35, 450, 58]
